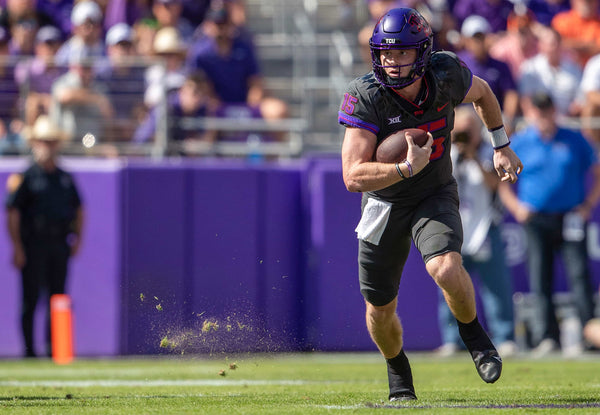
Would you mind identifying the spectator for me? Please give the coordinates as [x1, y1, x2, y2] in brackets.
[551, 0, 600, 67]
[498, 92, 600, 357]
[0, 26, 24, 153]
[144, 26, 187, 108]
[15, 25, 66, 126]
[187, 5, 288, 138]
[181, 0, 212, 27]
[151, 0, 195, 42]
[0, 0, 53, 27]
[458, 15, 519, 134]
[527, 0, 570, 26]
[50, 50, 114, 144]
[132, 17, 159, 58]
[7, 16, 39, 56]
[97, 23, 147, 142]
[103, 0, 151, 30]
[223, 0, 248, 29]
[5, 114, 83, 358]
[104, 0, 214, 38]
[0, 0, 55, 55]
[54, 0, 105, 66]
[134, 70, 218, 152]
[489, 6, 539, 80]
[580, 52, 600, 145]
[0, 125, 26, 155]
[436, 105, 517, 358]
[519, 27, 583, 118]
[36, 0, 77, 37]
[452, 0, 514, 33]
[426, 0, 461, 53]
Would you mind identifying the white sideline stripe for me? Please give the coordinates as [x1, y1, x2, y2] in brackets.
[0, 379, 315, 388]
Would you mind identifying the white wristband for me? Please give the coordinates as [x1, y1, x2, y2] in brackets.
[489, 126, 510, 149]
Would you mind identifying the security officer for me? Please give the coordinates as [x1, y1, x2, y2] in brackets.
[5, 115, 84, 358]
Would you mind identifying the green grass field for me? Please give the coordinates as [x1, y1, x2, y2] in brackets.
[1, 352, 599, 414]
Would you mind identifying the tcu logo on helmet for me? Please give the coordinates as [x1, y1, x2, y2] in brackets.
[407, 13, 431, 35]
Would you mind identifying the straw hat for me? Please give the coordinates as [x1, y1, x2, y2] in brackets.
[24, 115, 68, 141]
[153, 27, 186, 55]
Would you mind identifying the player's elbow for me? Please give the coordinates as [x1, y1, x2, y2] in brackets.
[344, 176, 364, 193]
[346, 182, 361, 192]
[343, 162, 369, 192]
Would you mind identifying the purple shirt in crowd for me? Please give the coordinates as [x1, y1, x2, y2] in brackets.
[104, 0, 210, 33]
[103, 0, 148, 31]
[35, 0, 74, 37]
[0, 61, 20, 121]
[187, 35, 260, 104]
[457, 51, 516, 108]
[452, 0, 514, 32]
[134, 91, 210, 143]
[15, 58, 67, 93]
[526, 0, 571, 26]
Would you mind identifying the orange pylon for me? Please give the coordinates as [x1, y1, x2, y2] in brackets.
[50, 294, 74, 364]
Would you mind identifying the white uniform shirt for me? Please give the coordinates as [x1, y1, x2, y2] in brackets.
[580, 53, 600, 94]
[519, 53, 583, 116]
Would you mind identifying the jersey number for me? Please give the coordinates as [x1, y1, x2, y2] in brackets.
[341, 93, 358, 115]
[417, 117, 447, 160]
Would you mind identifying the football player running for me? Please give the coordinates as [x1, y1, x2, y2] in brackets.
[338, 8, 522, 401]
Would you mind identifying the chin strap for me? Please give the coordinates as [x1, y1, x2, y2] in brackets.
[386, 66, 416, 88]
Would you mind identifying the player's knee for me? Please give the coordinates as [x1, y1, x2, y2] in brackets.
[366, 298, 397, 322]
[426, 252, 463, 290]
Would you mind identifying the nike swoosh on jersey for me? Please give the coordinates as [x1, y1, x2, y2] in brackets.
[437, 102, 449, 112]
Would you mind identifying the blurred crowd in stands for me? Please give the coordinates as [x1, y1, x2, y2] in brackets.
[0, 0, 600, 158]
[0, 0, 288, 157]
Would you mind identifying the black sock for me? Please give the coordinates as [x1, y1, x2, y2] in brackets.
[457, 316, 494, 354]
[386, 349, 415, 398]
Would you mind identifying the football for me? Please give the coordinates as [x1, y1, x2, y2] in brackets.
[375, 128, 429, 163]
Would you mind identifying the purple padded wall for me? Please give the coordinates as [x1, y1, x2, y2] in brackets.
[121, 163, 190, 354]
[260, 163, 307, 350]
[186, 161, 306, 353]
[304, 158, 372, 350]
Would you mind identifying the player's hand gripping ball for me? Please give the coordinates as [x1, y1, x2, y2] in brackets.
[375, 128, 429, 163]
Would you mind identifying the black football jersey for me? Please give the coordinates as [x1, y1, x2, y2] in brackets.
[338, 51, 473, 204]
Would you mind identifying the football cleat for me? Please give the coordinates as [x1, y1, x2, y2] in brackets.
[471, 349, 502, 383]
[389, 390, 418, 401]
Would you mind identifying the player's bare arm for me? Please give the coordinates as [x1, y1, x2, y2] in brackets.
[341, 127, 432, 192]
[463, 76, 523, 183]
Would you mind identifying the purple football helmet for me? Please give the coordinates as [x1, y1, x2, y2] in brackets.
[369, 8, 433, 88]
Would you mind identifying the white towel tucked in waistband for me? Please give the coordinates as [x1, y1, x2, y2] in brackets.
[355, 198, 392, 245]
